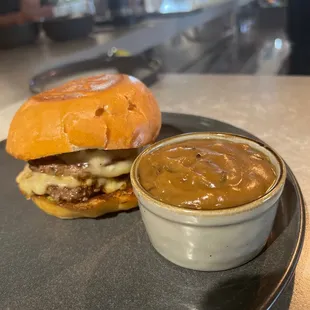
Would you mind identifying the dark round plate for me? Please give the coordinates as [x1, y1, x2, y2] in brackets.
[0, 113, 305, 310]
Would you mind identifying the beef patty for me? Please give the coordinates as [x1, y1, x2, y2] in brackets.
[28, 156, 129, 203]
[46, 185, 98, 203]
[29, 156, 91, 179]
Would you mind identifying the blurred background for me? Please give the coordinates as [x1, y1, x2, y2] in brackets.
[0, 0, 307, 99]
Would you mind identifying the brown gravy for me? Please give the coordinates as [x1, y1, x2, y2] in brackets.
[138, 139, 277, 210]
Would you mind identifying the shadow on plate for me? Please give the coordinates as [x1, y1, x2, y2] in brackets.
[95, 206, 139, 220]
[263, 177, 297, 252]
[201, 273, 295, 310]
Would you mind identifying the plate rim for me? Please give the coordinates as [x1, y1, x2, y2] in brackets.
[264, 165, 306, 310]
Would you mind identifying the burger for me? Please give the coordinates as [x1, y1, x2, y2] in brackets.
[6, 74, 161, 219]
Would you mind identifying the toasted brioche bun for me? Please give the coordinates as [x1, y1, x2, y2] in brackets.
[28, 187, 138, 219]
[6, 74, 161, 161]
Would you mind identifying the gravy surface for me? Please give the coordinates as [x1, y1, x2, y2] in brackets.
[138, 139, 277, 210]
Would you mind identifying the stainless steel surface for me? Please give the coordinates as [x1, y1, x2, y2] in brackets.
[151, 10, 235, 73]
[29, 48, 161, 93]
[95, 0, 145, 22]
[33, 9, 236, 85]
[30, 2, 289, 91]
[108, 0, 145, 17]
[95, 0, 221, 20]
[145, 0, 202, 14]
[30, 1, 236, 86]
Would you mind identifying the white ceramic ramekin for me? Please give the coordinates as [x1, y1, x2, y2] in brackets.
[130, 132, 287, 271]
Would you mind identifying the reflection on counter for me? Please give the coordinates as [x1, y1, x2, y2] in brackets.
[140, 3, 288, 75]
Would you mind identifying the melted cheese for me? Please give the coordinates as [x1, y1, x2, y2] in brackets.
[17, 166, 81, 196]
[59, 149, 137, 178]
[103, 179, 127, 194]
[87, 157, 133, 178]
[17, 165, 127, 197]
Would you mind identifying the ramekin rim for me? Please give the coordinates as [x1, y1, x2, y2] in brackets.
[130, 132, 286, 216]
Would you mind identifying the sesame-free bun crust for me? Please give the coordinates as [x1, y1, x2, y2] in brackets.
[6, 74, 161, 160]
[30, 187, 138, 219]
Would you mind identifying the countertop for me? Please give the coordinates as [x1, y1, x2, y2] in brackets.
[0, 74, 309, 309]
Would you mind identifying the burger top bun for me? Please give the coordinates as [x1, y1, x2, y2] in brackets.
[6, 74, 161, 161]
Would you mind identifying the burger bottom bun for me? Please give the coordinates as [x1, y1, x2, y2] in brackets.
[29, 188, 138, 219]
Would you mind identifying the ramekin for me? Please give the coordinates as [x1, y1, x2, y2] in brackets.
[130, 132, 286, 271]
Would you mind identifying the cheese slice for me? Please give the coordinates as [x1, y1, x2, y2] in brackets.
[59, 149, 136, 178]
[17, 165, 127, 197]
[103, 179, 127, 194]
[87, 157, 133, 178]
[17, 166, 81, 196]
